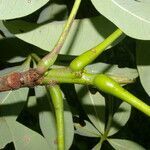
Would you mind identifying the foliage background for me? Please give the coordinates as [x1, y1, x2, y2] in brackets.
[0, 0, 150, 149]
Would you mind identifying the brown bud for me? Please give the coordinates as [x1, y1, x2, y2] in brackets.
[7, 72, 22, 89]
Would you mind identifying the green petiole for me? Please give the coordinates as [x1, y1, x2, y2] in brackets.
[70, 29, 123, 71]
[37, 0, 81, 75]
[48, 85, 64, 150]
[94, 74, 150, 117]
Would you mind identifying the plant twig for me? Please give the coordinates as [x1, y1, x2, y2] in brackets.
[0, 66, 150, 116]
[37, 0, 81, 75]
[0, 67, 136, 92]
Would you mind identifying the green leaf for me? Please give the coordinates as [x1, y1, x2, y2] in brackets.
[91, 0, 150, 40]
[74, 120, 100, 137]
[108, 102, 131, 136]
[35, 86, 74, 150]
[136, 41, 150, 96]
[108, 138, 145, 150]
[4, 16, 124, 55]
[37, 2, 68, 23]
[0, 0, 49, 20]
[75, 85, 105, 134]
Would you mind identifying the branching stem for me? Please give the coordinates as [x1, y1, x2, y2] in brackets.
[0, 67, 149, 116]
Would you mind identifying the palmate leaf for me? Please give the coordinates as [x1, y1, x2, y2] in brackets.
[91, 0, 150, 40]
[75, 63, 137, 137]
[4, 15, 124, 55]
[136, 41, 150, 96]
[108, 138, 145, 150]
[75, 86, 131, 139]
[35, 86, 74, 150]
[0, 0, 49, 20]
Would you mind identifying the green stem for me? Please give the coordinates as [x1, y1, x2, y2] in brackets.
[42, 68, 95, 85]
[94, 74, 150, 117]
[37, 0, 81, 74]
[70, 29, 123, 71]
[48, 85, 64, 150]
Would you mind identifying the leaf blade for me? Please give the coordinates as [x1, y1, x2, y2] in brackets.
[75, 85, 105, 134]
[91, 0, 150, 40]
[4, 16, 124, 55]
[108, 102, 131, 136]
